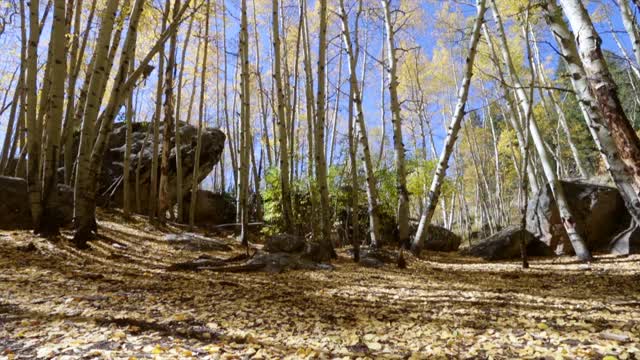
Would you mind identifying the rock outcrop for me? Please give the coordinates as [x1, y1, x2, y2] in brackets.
[264, 234, 306, 253]
[526, 180, 638, 255]
[183, 190, 235, 226]
[462, 226, 547, 261]
[97, 122, 225, 215]
[423, 225, 462, 252]
[0, 176, 73, 230]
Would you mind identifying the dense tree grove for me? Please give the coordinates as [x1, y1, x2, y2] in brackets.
[2, 0, 640, 261]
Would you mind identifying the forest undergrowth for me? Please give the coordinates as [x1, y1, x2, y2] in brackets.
[1, 210, 639, 359]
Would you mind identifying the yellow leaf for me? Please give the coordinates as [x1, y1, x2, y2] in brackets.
[203, 345, 220, 354]
[151, 345, 165, 354]
[173, 313, 189, 321]
[603, 356, 618, 360]
[537, 323, 549, 330]
[181, 349, 193, 357]
[111, 330, 126, 341]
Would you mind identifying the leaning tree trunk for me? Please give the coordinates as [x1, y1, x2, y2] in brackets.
[339, 0, 382, 248]
[616, 0, 640, 69]
[75, 0, 184, 245]
[382, 0, 410, 248]
[490, 0, 591, 261]
[411, 0, 487, 254]
[548, 0, 640, 224]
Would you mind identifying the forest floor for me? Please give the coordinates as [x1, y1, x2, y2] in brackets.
[1, 210, 639, 360]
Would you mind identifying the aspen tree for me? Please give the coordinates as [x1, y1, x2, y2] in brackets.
[150, 1, 169, 219]
[339, 0, 382, 248]
[382, 0, 410, 247]
[159, 0, 181, 221]
[25, 0, 43, 230]
[174, 15, 195, 222]
[39, 0, 66, 234]
[75, 0, 187, 244]
[412, 0, 487, 253]
[190, 0, 210, 229]
[545, 0, 640, 224]
[313, 0, 335, 258]
[239, 0, 251, 246]
[489, 0, 591, 261]
[73, 0, 120, 241]
[273, 0, 294, 234]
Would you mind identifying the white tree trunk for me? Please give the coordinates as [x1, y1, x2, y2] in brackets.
[490, 0, 591, 261]
[382, 0, 410, 247]
[545, 0, 640, 223]
[411, 0, 487, 253]
[339, 0, 382, 248]
[273, 0, 294, 234]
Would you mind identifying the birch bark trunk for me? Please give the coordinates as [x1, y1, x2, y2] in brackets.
[411, 0, 487, 253]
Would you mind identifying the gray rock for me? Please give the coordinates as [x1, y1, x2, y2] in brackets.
[526, 180, 635, 255]
[264, 234, 306, 253]
[247, 251, 334, 273]
[463, 226, 542, 261]
[0, 176, 73, 230]
[424, 225, 462, 252]
[359, 257, 385, 268]
[183, 190, 235, 226]
[163, 233, 231, 251]
[95, 122, 225, 216]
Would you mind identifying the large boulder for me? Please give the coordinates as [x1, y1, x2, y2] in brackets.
[526, 180, 638, 255]
[462, 226, 547, 260]
[182, 190, 235, 226]
[163, 233, 232, 251]
[96, 122, 225, 215]
[0, 176, 73, 230]
[424, 225, 462, 252]
[264, 234, 306, 253]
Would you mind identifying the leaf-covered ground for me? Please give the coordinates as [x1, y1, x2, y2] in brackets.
[1, 210, 639, 359]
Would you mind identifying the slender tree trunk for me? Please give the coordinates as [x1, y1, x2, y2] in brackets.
[300, 0, 319, 239]
[272, 0, 294, 234]
[411, 0, 487, 253]
[149, 1, 169, 220]
[75, 0, 182, 244]
[543, 0, 640, 225]
[72, 0, 120, 243]
[25, 0, 43, 230]
[239, 0, 251, 246]
[377, 36, 386, 168]
[314, 0, 334, 258]
[173, 15, 194, 222]
[490, 0, 591, 261]
[190, 0, 210, 229]
[617, 0, 640, 69]
[159, 0, 180, 221]
[339, 0, 382, 248]
[39, 0, 67, 235]
[382, 0, 411, 248]
[123, 38, 137, 217]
